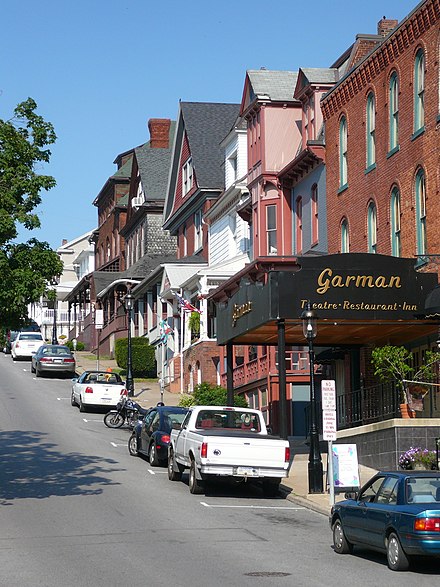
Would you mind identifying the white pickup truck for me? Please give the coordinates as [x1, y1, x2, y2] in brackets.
[167, 405, 291, 496]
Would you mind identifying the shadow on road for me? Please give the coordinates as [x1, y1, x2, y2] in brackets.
[0, 430, 123, 505]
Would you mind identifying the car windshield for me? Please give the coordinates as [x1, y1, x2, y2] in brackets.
[19, 333, 43, 340]
[406, 476, 440, 503]
[195, 409, 261, 432]
[84, 372, 122, 384]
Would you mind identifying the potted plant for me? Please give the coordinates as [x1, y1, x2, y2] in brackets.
[399, 447, 437, 470]
[371, 345, 440, 417]
[188, 311, 200, 341]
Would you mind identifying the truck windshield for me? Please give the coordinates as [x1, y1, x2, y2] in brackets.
[195, 410, 261, 432]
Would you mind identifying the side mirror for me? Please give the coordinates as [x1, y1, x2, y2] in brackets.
[266, 426, 273, 435]
[172, 422, 182, 430]
[344, 491, 358, 500]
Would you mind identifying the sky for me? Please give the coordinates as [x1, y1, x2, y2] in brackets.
[1, 0, 421, 250]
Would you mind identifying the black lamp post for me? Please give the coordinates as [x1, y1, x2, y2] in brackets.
[50, 279, 58, 345]
[124, 291, 134, 397]
[301, 300, 323, 494]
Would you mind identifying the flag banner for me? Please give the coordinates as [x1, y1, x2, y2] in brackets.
[159, 319, 173, 342]
[174, 292, 201, 313]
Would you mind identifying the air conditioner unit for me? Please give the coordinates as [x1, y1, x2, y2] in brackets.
[132, 196, 144, 209]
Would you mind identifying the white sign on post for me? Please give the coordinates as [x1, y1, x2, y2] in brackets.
[95, 309, 104, 330]
[321, 379, 336, 410]
[322, 410, 337, 441]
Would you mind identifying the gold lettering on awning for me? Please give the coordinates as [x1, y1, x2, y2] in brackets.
[316, 268, 401, 295]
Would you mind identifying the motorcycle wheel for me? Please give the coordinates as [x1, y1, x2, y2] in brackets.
[104, 411, 125, 428]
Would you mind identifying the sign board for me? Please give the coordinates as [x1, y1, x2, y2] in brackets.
[322, 410, 337, 441]
[331, 444, 360, 492]
[95, 309, 104, 330]
[321, 380, 336, 410]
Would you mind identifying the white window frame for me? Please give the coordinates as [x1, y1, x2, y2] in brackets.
[182, 158, 193, 196]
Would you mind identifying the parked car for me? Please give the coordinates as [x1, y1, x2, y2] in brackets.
[128, 406, 188, 466]
[31, 345, 76, 377]
[4, 330, 19, 354]
[71, 370, 127, 412]
[11, 331, 45, 360]
[330, 470, 440, 571]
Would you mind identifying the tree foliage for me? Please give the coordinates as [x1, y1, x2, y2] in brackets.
[0, 98, 62, 329]
[178, 382, 248, 408]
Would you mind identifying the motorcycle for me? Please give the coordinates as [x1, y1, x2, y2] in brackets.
[103, 396, 149, 429]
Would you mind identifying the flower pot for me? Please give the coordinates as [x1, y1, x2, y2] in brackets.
[399, 403, 416, 418]
[413, 463, 430, 470]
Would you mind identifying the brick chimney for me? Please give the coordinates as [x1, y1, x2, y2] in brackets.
[377, 18, 398, 37]
[148, 118, 171, 149]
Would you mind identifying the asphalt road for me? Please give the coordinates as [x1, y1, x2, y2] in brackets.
[0, 354, 439, 587]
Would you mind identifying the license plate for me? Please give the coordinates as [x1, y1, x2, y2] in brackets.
[54, 359, 63, 363]
[233, 467, 259, 477]
[101, 398, 111, 403]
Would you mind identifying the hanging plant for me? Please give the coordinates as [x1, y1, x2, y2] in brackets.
[188, 311, 200, 338]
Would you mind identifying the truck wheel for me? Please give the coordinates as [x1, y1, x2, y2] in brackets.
[168, 450, 182, 481]
[189, 460, 204, 494]
[262, 478, 281, 498]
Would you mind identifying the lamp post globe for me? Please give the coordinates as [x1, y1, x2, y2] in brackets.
[301, 300, 323, 494]
[124, 291, 135, 397]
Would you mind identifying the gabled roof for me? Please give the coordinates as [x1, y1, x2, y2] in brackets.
[163, 102, 240, 228]
[295, 68, 339, 92]
[135, 121, 176, 201]
[241, 70, 299, 115]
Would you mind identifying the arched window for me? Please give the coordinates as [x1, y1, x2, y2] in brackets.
[367, 202, 377, 253]
[295, 197, 302, 254]
[339, 116, 348, 188]
[311, 184, 318, 245]
[390, 187, 401, 257]
[341, 218, 349, 253]
[414, 49, 425, 133]
[366, 93, 376, 169]
[415, 168, 427, 258]
[389, 72, 399, 152]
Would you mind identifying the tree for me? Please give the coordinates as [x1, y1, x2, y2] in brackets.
[178, 382, 248, 408]
[0, 98, 62, 328]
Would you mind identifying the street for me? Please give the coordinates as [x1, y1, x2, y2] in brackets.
[0, 355, 439, 586]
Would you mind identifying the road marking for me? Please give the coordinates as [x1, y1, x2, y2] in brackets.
[147, 469, 156, 475]
[200, 502, 305, 510]
[110, 442, 126, 447]
[82, 418, 103, 423]
[57, 397, 71, 401]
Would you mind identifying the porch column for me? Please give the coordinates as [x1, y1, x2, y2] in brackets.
[226, 342, 234, 406]
[277, 318, 288, 439]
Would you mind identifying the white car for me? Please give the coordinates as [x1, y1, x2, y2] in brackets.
[11, 331, 45, 360]
[71, 370, 127, 412]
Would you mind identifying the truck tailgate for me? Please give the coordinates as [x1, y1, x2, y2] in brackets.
[202, 433, 288, 469]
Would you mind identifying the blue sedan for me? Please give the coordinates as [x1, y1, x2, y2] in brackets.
[330, 471, 440, 571]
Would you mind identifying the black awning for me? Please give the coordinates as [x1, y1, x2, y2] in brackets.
[425, 286, 440, 318]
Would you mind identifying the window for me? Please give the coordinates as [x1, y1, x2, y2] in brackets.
[182, 158, 193, 195]
[194, 210, 202, 251]
[366, 93, 376, 168]
[367, 202, 377, 253]
[311, 184, 318, 245]
[182, 225, 187, 257]
[341, 218, 349, 253]
[266, 205, 277, 255]
[390, 187, 401, 257]
[339, 116, 348, 189]
[295, 197, 303, 254]
[415, 168, 427, 258]
[228, 152, 238, 183]
[414, 49, 425, 133]
[389, 73, 399, 151]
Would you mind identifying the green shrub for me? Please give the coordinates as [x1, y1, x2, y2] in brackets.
[178, 382, 248, 407]
[65, 340, 85, 351]
[115, 337, 156, 377]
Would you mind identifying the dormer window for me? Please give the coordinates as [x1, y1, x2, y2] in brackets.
[183, 158, 193, 196]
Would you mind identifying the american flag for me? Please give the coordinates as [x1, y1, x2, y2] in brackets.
[174, 292, 201, 313]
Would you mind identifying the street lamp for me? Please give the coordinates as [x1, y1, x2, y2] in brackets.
[124, 291, 134, 397]
[50, 278, 58, 345]
[301, 300, 324, 494]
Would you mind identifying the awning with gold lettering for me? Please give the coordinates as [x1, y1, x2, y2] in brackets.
[209, 254, 440, 347]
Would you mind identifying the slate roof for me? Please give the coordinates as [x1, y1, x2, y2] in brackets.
[111, 157, 133, 179]
[246, 70, 298, 102]
[180, 102, 240, 189]
[135, 121, 176, 201]
[297, 68, 339, 85]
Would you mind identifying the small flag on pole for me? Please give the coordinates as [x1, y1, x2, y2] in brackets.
[159, 319, 173, 342]
[174, 292, 201, 313]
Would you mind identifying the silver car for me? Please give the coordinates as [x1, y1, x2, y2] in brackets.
[31, 345, 76, 377]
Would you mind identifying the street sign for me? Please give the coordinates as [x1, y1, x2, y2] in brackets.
[321, 379, 336, 410]
[322, 410, 337, 441]
[95, 309, 104, 330]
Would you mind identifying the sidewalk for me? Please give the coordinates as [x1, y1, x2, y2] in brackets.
[74, 351, 377, 515]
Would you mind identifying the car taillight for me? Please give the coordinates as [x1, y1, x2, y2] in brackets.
[64, 358, 75, 363]
[414, 518, 440, 532]
[285, 447, 290, 463]
[85, 386, 93, 394]
[120, 389, 128, 396]
[40, 357, 52, 363]
[201, 442, 208, 458]
[161, 434, 170, 443]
